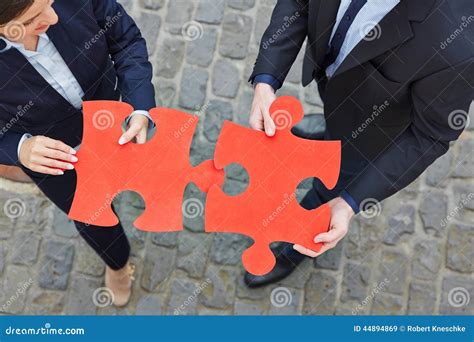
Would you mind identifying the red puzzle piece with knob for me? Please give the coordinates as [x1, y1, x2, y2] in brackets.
[68, 101, 224, 232]
[205, 96, 341, 275]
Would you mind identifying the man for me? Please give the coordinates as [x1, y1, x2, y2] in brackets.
[246, 0, 473, 287]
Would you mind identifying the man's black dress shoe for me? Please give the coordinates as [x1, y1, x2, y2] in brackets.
[244, 243, 307, 288]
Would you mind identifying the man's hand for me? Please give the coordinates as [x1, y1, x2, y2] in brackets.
[118, 114, 150, 145]
[249, 83, 277, 136]
[19, 136, 78, 176]
[294, 197, 355, 257]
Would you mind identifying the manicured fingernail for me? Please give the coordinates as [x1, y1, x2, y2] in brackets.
[70, 149, 77, 154]
[66, 164, 74, 170]
[57, 170, 64, 175]
[72, 156, 78, 162]
[118, 137, 126, 145]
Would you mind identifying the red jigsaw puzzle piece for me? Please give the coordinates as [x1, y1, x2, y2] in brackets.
[68, 101, 224, 232]
[205, 96, 341, 276]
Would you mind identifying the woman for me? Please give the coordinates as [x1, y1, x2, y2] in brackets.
[0, 0, 156, 306]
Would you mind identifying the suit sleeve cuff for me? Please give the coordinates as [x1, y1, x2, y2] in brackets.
[17, 133, 32, 159]
[251, 74, 282, 91]
[126, 110, 156, 129]
[340, 190, 360, 214]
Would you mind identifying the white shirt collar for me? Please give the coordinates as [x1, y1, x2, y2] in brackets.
[0, 33, 50, 56]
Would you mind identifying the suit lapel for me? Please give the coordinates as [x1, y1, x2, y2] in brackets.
[332, 0, 413, 78]
[313, 0, 341, 70]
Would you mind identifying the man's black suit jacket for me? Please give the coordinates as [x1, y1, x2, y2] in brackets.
[251, 0, 474, 206]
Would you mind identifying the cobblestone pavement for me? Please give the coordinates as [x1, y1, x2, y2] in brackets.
[0, 0, 473, 316]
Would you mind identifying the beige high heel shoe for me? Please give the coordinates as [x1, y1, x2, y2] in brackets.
[105, 262, 136, 307]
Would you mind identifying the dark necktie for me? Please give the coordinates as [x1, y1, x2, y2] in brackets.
[323, 0, 368, 69]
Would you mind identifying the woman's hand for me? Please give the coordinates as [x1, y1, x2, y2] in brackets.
[249, 83, 277, 136]
[19, 136, 78, 175]
[118, 114, 150, 145]
[293, 197, 355, 257]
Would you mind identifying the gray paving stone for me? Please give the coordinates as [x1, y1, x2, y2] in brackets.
[75, 239, 105, 278]
[179, 67, 209, 110]
[384, 205, 415, 245]
[314, 241, 343, 271]
[228, 0, 256, 11]
[446, 223, 474, 273]
[341, 262, 371, 302]
[151, 232, 179, 248]
[64, 276, 101, 315]
[141, 246, 176, 291]
[425, 151, 453, 187]
[168, 278, 201, 315]
[186, 27, 218, 67]
[379, 250, 408, 295]
[52, 208, 79, 238]
[135, 294, 163, 315]
[303, 271, 337, 315]
[0, 265, 32, 314]
[140, 0, 165, 10]
[139, 12, 162, 55]
[407, 282, 437, 315]
[234, 299, 264, 315]
[452, 139, 474, 178]
[412, 240, 442, 281]
[370, 294, 404, 315]
[419, 191, 448, 235]
[165, 0, 194, 35]
[177, 232, 210, 278]
[200, 265, 237, 309]
[212, 59, 241, 98]
[155, 80, 176, 107]
[195, 0, 225, 24]
[11, 230, 41, 266]
[0, 243, 5, 275]
[155, 38, 185, 78]
[219, 13, 253, 59]
[26, 289, 65, 315]
[203, 100, 234, 142]
[38, 241, 75, 291]
[209, 234, 251, 266]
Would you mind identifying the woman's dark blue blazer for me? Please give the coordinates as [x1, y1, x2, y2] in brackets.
[0, 0, 155, 166]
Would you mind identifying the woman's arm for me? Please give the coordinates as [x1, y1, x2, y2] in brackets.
[91, 0, 156, 112]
